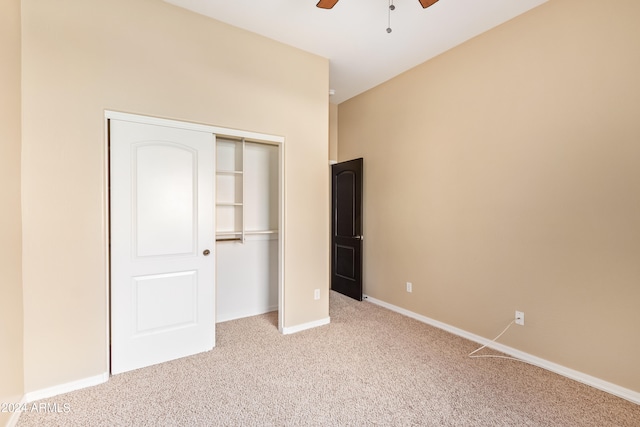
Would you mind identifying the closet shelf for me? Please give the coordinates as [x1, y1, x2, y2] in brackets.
[216, 236, 243, 242]
[216, 230, 278, 236]
[216, 170, 243, 175]
[245, 229, 278, 235]
[216, 137, 278, 246]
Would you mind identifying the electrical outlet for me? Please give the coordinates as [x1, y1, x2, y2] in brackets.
[314, 289, 320, 300]
[406, 282, 412, 293]
[515, 310, 525, 326]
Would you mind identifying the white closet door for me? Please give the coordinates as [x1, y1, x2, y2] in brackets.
[110, 119, 215, 374]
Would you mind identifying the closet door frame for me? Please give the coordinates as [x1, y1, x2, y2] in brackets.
[104, 110, 285, 373]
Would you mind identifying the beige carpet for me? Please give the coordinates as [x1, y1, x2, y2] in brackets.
[17, 291, 639, 426]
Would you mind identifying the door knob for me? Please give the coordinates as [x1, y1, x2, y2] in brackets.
[203, 249, 211, 256]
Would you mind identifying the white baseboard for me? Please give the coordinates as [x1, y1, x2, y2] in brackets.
[5, 373, 108, 427]
[22, 372, 109, 404]
[217, 306, 279, 324]
[5, 397, 25, 427]
[364, 295, 640, 405]
[281, 316, 330, 335]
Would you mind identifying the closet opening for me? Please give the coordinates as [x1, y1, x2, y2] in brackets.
[215, 136, 283, 325]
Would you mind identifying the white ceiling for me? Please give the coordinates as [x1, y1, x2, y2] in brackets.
[165, 0, 548, 104]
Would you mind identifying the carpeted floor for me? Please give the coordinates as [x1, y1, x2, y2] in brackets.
[17, 291, 640, 426]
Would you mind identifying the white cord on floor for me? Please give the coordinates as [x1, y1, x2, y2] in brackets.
[468, 319, 524, 362]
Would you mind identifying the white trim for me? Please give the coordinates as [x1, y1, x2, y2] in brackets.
[281, 317, 330, 335]
[278, 134, 286, 334]
[5, 396, 26, 427]
[364, 295, 640, 405]
[217, 307, 279, 324]
[22, 373, 109, 403]
[103, 115, 112, 377]
[105, 111, 284, 144]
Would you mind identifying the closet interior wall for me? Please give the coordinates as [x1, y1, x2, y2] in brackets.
[215, 137, 279, 322]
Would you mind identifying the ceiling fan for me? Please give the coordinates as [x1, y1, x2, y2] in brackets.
[317, 0, 439, 9]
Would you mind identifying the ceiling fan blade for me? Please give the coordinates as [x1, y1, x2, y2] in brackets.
[317, 0, 340, 9]
[418, 0, 439, 8]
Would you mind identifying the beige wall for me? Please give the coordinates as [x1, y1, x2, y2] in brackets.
[329, 102, 338, 162]
[0, 0, 24, 422]
[21, 0, 329, 393]
[338, 0, 640, 393]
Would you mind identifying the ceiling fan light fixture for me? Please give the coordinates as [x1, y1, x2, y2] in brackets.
[316, 0, 439, 10]
[315, 0, 440, 34]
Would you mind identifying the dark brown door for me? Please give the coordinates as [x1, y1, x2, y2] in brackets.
[331, 158, 363, 301]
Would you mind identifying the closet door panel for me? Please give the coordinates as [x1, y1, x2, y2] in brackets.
[110, 119, 215, 374]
